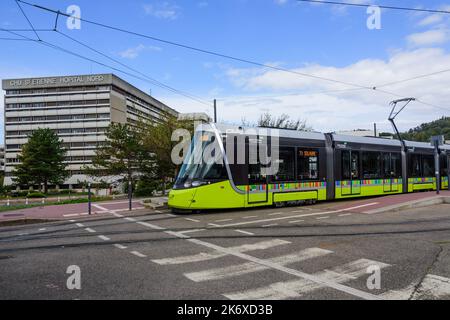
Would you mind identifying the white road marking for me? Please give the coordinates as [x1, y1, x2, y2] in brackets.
[114, 244, 127, 250]
[268, 212, 283, 216]
[185, 218, 200, 223]
[234, 230, 255, 236]
[93, 204, 110, 212]
[112, 212, 124, 218]
[152, 239, 291, 265]
[339, 213, 352, 217]
[69, 220, 76, 222]
[243, 216, 257, 219]
[224, 258, 390, 300]
[85, 228, 96, 233]
[155, 210, 162, 213]
[208, 223, 221, 227]
[130, 251, 147, 258]
[178, 229, 205, 235]
[316, 216, 330, 220]
[124, 217, 136, 222]
[289, 220, 304, 224]
[136, 221, 166, 229]
[38, 228, 46, 231]
[75, 223, 84, 227]
[262, 224, 278, 227]
[216, 219, 233, 222]
[98, 235, 110, 241]
[185, 248, 333, 282]
[214, 203, 379, 228]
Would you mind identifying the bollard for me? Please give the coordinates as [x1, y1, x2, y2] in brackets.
[26, 198, 28, 205]
[7, 198, 10, 206]
[88, 182, 92, 215]
[42, 198, 45, 204]
[58, 196, 61, 203]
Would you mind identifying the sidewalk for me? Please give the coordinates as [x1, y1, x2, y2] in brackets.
[0, 199, 147, 223]
[329, 190, 450, 214]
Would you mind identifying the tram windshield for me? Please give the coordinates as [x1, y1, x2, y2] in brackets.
[174, 130, 229, 189]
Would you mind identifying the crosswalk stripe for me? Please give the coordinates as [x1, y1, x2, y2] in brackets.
[224, 258, 390, 300]
[152, 239, 291, 265]
[185, 248, 333, 282]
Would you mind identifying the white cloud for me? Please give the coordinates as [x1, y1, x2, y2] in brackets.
[143, 2, 181, 20]
[163, 48, 450, 133]
[407, 29, 449, 47]
[274, 0, 288, 5]
[417, 14, 443, 27]
[118, 44, 162, 59]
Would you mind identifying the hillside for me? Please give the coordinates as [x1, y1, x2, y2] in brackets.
[401, 117, 450, 142]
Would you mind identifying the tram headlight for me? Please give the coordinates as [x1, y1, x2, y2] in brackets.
[191, 181, 206, 187]
[184, 182, 192, 188]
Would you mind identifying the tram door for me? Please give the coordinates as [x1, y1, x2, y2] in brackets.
[383, 153, 400, 192]
[341, 150, 361, 196]
[247, 139, 269, 204]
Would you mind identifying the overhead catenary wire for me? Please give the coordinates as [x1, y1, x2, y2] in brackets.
[297, 0, 450, 15]
[14, 0, 40, 40]
[54, 30, 211, 106]
[1, 28, 211, 107]
[12, 0, 450, 113]
[17, 0, 376, 91]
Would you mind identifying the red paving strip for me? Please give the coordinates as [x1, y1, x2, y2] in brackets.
[0, 200, 146, 221]
[329, 191, 450, 213]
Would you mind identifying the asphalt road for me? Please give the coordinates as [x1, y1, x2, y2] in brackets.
[1, 202, 450, 300]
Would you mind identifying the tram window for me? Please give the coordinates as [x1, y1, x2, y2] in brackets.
[342, 151, 351, 180]
[441, 154, 448, 176]
[362, 151, 382, 179]
[297, 149, 319, 180]
[391, 153, 402, 178]
[409, 154, 422, 177]
[342, 151, 360, 180]
[423, 155, 435, 177]
[273, 147, 295, 182]
[248, 142, 267, 184]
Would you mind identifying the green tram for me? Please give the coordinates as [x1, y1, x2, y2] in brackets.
[168, 123, 450, 211]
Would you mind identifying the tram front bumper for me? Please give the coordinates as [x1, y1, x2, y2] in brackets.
[168, 188, 197, 209]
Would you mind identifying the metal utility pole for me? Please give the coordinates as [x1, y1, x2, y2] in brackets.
[214, 99, 217, 123]
[388, 98, 416, 194]
[374, 123, 377, 137]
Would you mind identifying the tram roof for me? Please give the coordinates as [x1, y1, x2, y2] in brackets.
[208, 123, 448, 151]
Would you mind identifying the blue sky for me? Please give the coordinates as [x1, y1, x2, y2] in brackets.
[1, 0, 450, 139]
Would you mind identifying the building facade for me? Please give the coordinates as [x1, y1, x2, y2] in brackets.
[2, 74, 178, 188]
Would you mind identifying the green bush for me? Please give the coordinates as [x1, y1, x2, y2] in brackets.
[27, 192, 47, 198]
[135, 179, 159, 197]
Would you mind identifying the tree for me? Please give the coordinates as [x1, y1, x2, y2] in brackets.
[140, 114, 194, 194]
[257, 112, 312, 131]
[14, 128, 68, 193]
[87, 123, 148, 187]
[401, 116, 450, 142]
